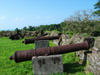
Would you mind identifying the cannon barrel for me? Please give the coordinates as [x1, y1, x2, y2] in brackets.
[36, 33, 48, 38]
[22, 35, 61, 44]
[9, 33, 20, 39]
[42, 33, 48, 36]
[9, 41, 89, 63]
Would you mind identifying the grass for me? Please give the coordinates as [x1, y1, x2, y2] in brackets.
[87, 72, 94, 75]
[63, 31, 75, 37]
[81, 33, 89, 37]
[0, 37, 93, 75]
[87, 60, 91, 65]
[53, 30, 59, 33]
[93, 37, 97, 40]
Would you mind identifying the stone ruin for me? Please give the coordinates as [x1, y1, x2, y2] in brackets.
[21, 29, 43, 38]
[51, 31, 100, 75]
[0, 31, 17, 37]
[0, 29, 44, 39]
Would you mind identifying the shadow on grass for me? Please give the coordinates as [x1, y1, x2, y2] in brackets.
[63, 51, 93, 74]
[63, 61, 86, 74]
[63, 51, 90, 74]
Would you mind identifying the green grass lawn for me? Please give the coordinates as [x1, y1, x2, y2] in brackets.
[0, 37, 93, 75]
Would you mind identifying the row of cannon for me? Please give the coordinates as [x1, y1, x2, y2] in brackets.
[9, 33, 90, 63]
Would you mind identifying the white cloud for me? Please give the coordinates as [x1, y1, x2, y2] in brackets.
[12, 17, 25, 22]
[12, 17, 19, 22]
[29, 15, 32, 17]
[36, 16, 39, 19]
[44, 15, 54, 19]
[51, 15, 54, 18]
[20, 17, 24, 21]
[0, 16, 5, 20]
[15, 18, 18, 20]
[45, 16, 51, 19]
[40, 20, 43, 23]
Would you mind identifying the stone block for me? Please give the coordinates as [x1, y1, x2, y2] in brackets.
[88, 65, 95, 72]
[32, 55, 63, 75]
[97, 62, 100, 67]
[70, 34, 83, 44]
[53, 39, 59, 46]
[61, 33, 71, 45]
[94, 36, 100, 46]
[82, 36, 95, 48]
[92, 47, 100, 55]
[50, 31, 58, 36]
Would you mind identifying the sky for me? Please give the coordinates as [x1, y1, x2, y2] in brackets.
[0, 0, 98, 30]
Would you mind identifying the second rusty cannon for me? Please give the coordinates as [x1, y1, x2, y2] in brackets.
[9, 41, 89, 63]
[22, 35, 61, 44]
[36, 33, 48, 38]
[9, 32, 24, 40]
[9, 33, 21, 40]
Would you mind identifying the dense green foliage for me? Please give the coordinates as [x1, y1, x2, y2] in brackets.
[13, 21, 67, 34]
[12, 9, 100, 37]
[93, 0, 100, 16]
[19, 24, 63, 32]
[14, 19, 100, 37]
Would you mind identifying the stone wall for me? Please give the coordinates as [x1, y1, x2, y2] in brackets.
[50, 31, 60, 46]
[62, 34, 99, 75]
[73, 36, 100, 75]
[0, 31, 17, 37]
[51, 32, 100, 75]
[83, 37, 100, 75]
[0, 30, 43, 38]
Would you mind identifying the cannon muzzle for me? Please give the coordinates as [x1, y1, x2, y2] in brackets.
[9, 56, 13, 60]
[10, 41, 89, 63]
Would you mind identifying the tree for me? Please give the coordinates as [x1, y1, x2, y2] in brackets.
[93, 0, 100, 16]
[32, 26, 36, 31]
[28, 26, 33, 31]
[15, 28, 21, 32]
[23, 26, 27, 31]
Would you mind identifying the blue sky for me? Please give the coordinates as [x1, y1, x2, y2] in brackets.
[0, 0, 98, 30]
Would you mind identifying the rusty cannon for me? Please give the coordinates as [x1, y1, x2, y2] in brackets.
[36, 33, 48, 38]
[9, 41, 89, 63]
[22, 35, 61, 44]
[9, 33, 21, 40]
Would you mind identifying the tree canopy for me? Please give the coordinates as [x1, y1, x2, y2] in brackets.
[93, 0, 100, 16]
